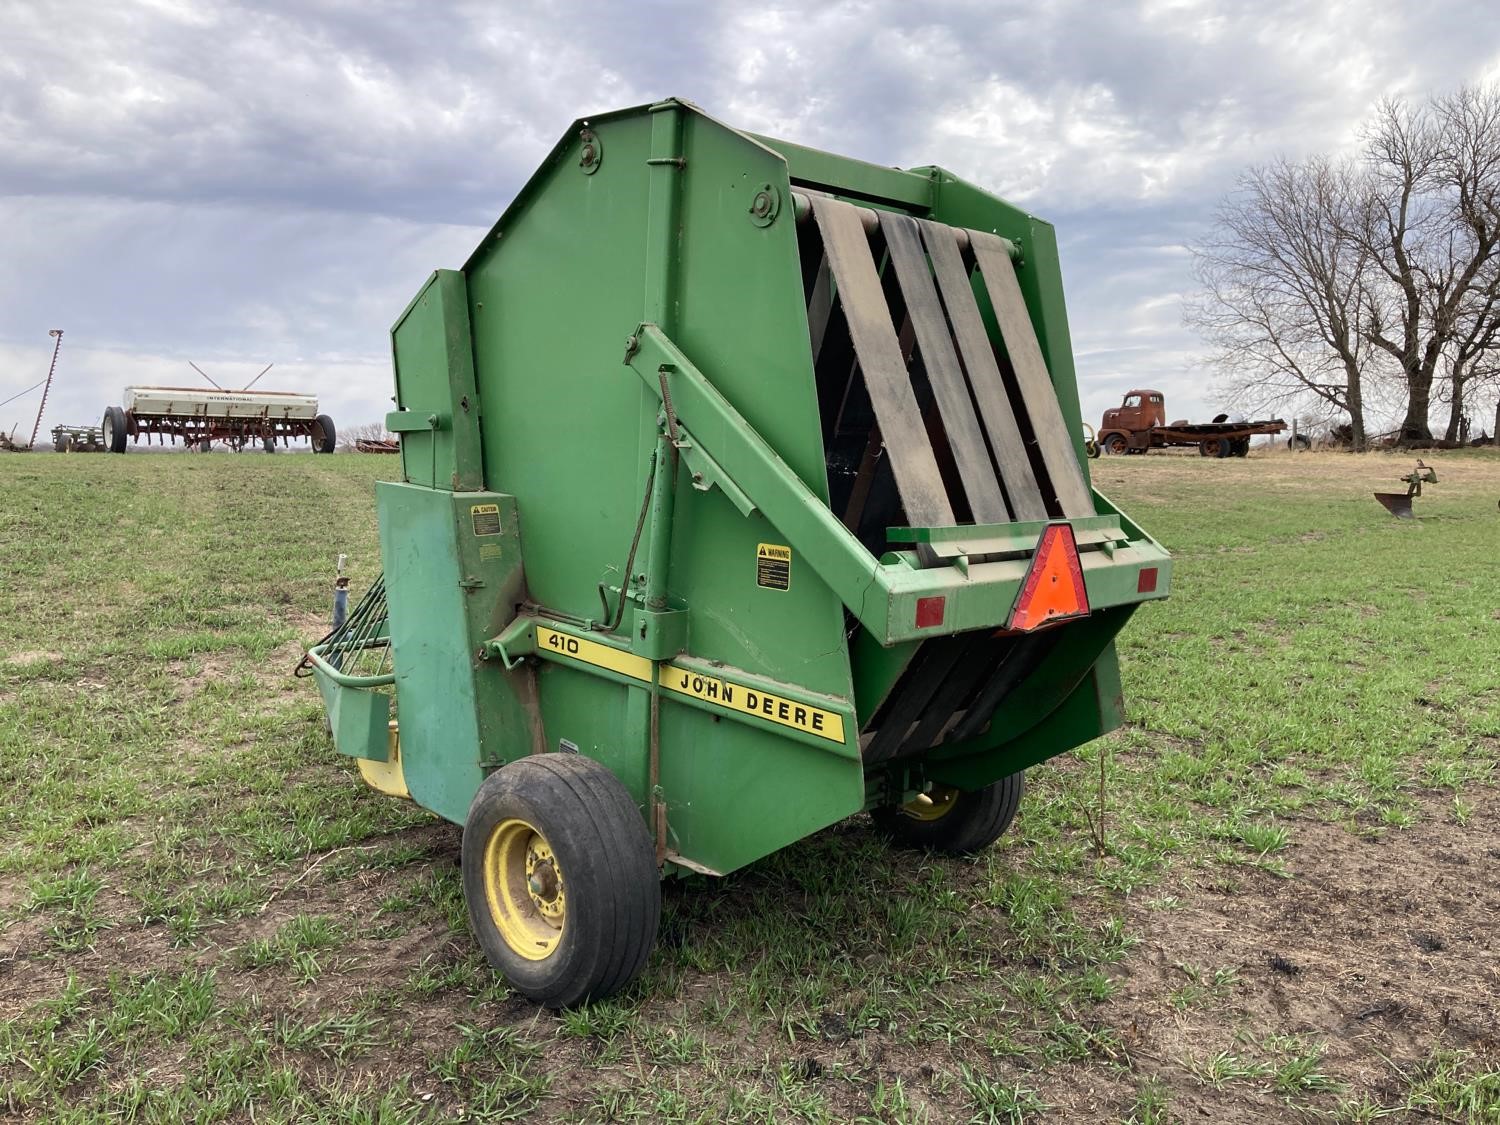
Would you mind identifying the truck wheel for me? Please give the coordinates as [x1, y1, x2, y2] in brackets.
[1231, 437, 1250, 457]
[102, 406, 128, 453]
[312, 414, 337, 454]
[1103, 433, 1129, 456]
[1199, 438, 1231, 458]
[871, 772, 1025, 856]
[461, 754, 660, 1008]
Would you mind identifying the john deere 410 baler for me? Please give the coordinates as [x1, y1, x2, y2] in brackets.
[305, 99, 1170, 1006]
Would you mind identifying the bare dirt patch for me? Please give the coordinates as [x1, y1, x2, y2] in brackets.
[1053, 787, 1500, 1121]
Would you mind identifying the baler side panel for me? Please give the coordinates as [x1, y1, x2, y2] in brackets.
[670, 113, 853, 699]
[649, 113, 863, 873]
[465, 115, 654, 622]
[377, 483, 540, 824]
[389, 270, 484, 492]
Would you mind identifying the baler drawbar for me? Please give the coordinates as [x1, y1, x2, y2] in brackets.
[303, 99, 1171, 1006]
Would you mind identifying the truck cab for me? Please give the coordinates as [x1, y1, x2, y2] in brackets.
[1101, 389, 1165, 434]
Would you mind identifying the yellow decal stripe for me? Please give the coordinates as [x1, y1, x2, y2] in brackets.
[535, 626, 651, 682]
[662, 664, 846, 744]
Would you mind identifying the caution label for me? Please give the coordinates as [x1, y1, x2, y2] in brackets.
[756, 543, 791, 591]
[536, 626, 651, 682]
[470, 504, 501, 536]
[662, 664, 844, 743]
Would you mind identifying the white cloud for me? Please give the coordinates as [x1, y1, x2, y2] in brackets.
[2, 0, 1497, 439]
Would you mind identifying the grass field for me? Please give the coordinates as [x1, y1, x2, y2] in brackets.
[1, 448, 1498, 1123]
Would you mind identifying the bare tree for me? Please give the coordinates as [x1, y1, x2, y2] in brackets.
[1353, 87, 1500, 442]
[1188, 157, 1376, 448]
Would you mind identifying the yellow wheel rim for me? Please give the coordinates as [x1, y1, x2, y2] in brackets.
[482, 818, 566, 961]
[902, 785, 960, 822]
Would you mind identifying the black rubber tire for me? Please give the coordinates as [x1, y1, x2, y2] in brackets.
[1103, 433, 1129, 456]
[871, 772, 1026, 856]
[263, 436, 276, 454]
[1231, 437, 1250, 457]
[312, 414, 336, 454]
[1199, 437, 1231, 458]
[102, 406, 128, 453]
[1288, 433, 1311, 450]
[1085, 440, 1100, 460]
[461, 755, 660, 1008]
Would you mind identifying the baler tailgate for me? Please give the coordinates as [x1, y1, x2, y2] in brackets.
[800, 196, 1096, 543]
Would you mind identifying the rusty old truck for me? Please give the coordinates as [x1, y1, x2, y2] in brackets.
[1096, 389, 1286, 457]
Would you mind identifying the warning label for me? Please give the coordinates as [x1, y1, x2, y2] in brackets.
[756, 543, 791, 591]
[470, 504, 501, 536]
[662, 664, 844, 743]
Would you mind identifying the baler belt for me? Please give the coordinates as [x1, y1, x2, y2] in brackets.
[863, 634, 971, 764]
[918, 219, 1050, 522]
[948, 631, 1059, 744]
[810, 195, 954, 528]
[970, 233, 1094, 518]
[899, 634, 1012, 752]
[879, 212, 1010, 524]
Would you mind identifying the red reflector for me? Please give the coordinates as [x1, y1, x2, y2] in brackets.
[1137, 567, 1158, 593]
[915, 596, 946, 628]
[1007, 524, 1090, 633]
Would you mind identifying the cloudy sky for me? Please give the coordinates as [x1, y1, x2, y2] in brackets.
[3, 0, 1498, 445]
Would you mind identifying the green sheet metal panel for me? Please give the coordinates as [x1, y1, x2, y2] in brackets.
[389, 270, 484, 491]
[464, 112, 654, 620]
[666, 111, 851, 697]
[377, 483, 539, 823]
[650, 111, 865, 870]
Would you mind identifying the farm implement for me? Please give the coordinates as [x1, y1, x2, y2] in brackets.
[302, 99, 1172, 1005]
[101, 386, 336, 452]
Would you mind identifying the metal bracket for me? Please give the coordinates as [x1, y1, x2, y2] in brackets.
[673, 424, 757, 517]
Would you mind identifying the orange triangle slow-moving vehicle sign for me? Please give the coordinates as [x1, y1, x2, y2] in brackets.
[1007, 523, 1090, 632]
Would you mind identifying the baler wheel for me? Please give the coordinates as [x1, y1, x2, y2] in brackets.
[461, 754, 659, 1008]
[871, 771, 1026, 856]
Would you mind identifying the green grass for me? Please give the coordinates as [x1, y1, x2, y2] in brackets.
[1, 449, 1497, 1122]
